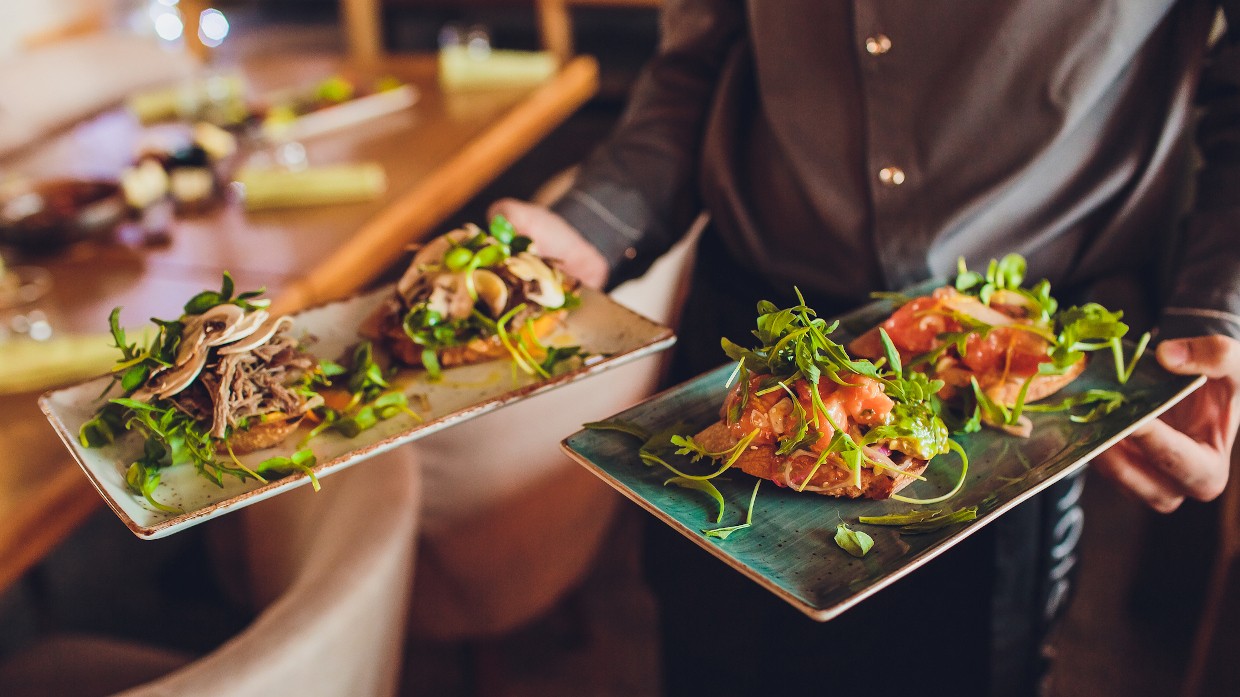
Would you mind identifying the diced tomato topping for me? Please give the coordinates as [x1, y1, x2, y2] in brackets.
[795, 377, 893, 451]
[881, 293, 961, 354]
[960, 327, 1050, 378]
[723, 373, 896, 452]
[722, 375, 783, 444]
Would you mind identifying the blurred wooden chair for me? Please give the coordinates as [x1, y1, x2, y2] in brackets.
[0, 449, 422, 697]
[1180, 440, 1240, 696]
[534, 0, 662, 65]
[339, 0, 661, 65]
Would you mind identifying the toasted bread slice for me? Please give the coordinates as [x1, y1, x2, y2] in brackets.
[693, 422, 928, 500]
[222, 414, 306, 454]
[979, 357, 1086, 406]
[365, 303, 566, 370]
[848, 325, 1086, 407]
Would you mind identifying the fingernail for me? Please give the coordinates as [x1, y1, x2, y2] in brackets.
[1158, 340, 1188, 368]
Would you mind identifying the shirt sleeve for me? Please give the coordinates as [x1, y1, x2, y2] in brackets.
[550, 0, 744, 287]
[1159, 2, 1240, 342]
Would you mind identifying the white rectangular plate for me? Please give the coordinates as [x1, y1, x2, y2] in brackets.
[41, 286, 674, 539]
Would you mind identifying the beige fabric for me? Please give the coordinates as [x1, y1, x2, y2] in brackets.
[0, 33, 197, 157]
[114, 447, 422, 697]
[409, 224, 701, 639]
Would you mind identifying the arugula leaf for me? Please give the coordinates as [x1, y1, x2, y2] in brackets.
[79, 403, 125, 448]
[256, 448, 320, 491]
[665, 476, 726, 523]
[126, 462, 180, 513]
[307, 341, 423, 444]
[583, 419, 651, 441]
[834, 523, 874, 557]
[858, 509, 944, 526]
[897, 506, 978, 534]
[704, 479, 762, 540]
[1023, 389, 1127, 423]
[859, 505, 978, 533]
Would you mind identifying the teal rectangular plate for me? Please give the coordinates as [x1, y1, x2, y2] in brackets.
[561, 297, 1204, 621]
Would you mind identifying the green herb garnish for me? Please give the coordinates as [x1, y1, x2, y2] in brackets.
[859, 505, 978, 534]
[834, 523, 874, 557]
[82, 274, 320, 510]
[308, 340, 423, 443]
[399, 216, 584, 381]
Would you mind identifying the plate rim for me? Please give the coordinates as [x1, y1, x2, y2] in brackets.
[560, 363, 1205, 621]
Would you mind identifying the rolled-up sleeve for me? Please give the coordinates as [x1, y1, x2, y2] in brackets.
[1160, 2, 1240, 341]
[551, 0, 744, 287]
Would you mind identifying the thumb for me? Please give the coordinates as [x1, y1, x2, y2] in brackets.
[1156, 335, 1240, 379]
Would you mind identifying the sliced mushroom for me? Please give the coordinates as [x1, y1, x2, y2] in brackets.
[206, 308, 268, 348]
[174, 323, 205, 367]
[471, 269, 509, 318]
[504, 252, 565, 309]
[218, 315, 293, 355]
[425, 273, 474, 320]
[212, 308, 270, 347]
[397, 227, 477, 300]
[936, 291, 1015, 328]
[988, 289, 1042, 320]
[198, 303, 247, 346]
[132, 349, 208, 401]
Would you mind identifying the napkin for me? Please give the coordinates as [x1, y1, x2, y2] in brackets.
[125, 73, 247, 125]
[0, 332, 116, 394]
[234, 164, 387, 210]
[438, 46, 557, 90]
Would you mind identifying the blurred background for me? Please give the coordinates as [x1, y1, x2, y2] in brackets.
[0, 2, 1235, 696]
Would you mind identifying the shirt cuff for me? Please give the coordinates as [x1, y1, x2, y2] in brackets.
[1157, 306, 1240, 342]
[552, 180, 667, 289]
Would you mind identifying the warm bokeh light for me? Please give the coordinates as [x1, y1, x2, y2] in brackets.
[153, 11, 184, 42]
[198, 8, 230, 47]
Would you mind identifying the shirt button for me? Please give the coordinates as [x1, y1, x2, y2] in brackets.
[865, 34, 892, 55]
[878, 166, 906, 186]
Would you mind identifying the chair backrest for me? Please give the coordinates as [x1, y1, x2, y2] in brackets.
[116, 448, 422, 697]
[535, 0, 662, 65]
[339, 0, 662, 65]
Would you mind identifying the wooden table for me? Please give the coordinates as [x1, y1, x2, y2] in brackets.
[0, 51, 598, 592]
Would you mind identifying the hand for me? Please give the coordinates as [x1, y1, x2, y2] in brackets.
[1095, 335, 1240, 512]
[488, 198, 610, 290]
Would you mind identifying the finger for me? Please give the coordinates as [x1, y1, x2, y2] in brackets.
[1123, 417, 1229, 501]
[1156, 335, 1240, 379]
[1093, 441, 1186, 513]
[488, 198, 536, 233]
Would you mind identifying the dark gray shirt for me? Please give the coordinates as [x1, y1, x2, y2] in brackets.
[554, 0, 1240, 340]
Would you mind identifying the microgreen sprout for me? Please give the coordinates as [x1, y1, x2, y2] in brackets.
[704, 479, 762, 540]
[309, 340, 423, 444]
